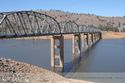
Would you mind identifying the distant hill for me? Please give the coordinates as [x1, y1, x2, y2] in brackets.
[36, 9, 125, 32]
[1, 9, 125, 32]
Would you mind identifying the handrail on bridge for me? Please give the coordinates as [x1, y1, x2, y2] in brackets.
[59, 20, 79, 34]
[0, 11, 102, 72]
[0, 11, 61, 38]
[0, 11, 101, 39]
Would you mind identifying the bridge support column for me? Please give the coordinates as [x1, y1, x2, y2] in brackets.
[86, 33, 91, 48]
[96, 33, 101, 41]
[97, 33, 100, 41]
[99, 32, 102, 39]
[84, 33, 88, 50]
[50, 35, 64, 71]
[93, 34, 95, 43]
[72, 34, 81, 64]
[91, 33, 94, 45]
[94, 33, 97, 43]
[81, 34, 85, 53]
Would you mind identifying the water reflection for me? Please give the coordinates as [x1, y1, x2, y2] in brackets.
[75, 39, 125, 72]
[0, 39, 73, 72]
[1, 39, 125, 73]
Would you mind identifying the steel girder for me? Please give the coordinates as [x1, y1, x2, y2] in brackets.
[0, 11, 61, 38]
[60, 21, 79, 34]
[0, 11, 101, 39]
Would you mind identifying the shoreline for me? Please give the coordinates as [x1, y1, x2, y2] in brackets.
[0, 58, 91, 83]
[0, 32, 125, 82]
[102, 31, 125, 39]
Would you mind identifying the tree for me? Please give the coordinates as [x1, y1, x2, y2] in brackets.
[122, 28, 125, 32]
[98, 24, 119, 32]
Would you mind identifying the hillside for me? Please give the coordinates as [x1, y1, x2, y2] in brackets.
[1, 9, 125, 32]
[36, 9, 125, 31]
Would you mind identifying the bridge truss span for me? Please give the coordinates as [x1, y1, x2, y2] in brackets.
[0, 11, 102, 72]
[60, 21, 79, 34]
[0, 11, 61, 38]
[0, 11, 101, 39]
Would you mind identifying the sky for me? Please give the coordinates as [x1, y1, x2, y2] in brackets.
[0, 0, 125, 16]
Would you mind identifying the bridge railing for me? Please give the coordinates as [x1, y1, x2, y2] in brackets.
[59, 21, 79, 34]
[0, 11, 101, 38]
[0, 11, 61, 38]
[0, 11, 102, 72]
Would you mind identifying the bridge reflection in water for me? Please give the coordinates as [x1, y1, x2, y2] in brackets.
[0, 11, 102, 72]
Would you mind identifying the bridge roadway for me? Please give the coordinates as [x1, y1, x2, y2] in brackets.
[0, 11, 102, 72]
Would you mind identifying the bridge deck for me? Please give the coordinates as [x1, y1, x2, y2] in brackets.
[0, 11, 101, 39]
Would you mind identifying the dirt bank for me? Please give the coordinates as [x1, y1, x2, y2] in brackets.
[0, 58, 92, 83]
[102, 31, 125, 39]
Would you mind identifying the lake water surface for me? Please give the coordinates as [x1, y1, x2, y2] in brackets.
[75, 39, 125, 72]
[0, 39, 73, 72]
[0, 39, 125, 73]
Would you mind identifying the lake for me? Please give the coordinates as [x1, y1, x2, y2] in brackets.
[0, 39, 73, 72]
[71, 39, 125, 83]
[0, 39, 125, 73]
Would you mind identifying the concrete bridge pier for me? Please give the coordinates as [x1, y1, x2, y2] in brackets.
[94, 32, 102, 43]
[80, 33, 85, 53]
[72, 34, 81, 64]
[50, 35, 64, 71]
[94, 33, 98, 43]
[93, 33, 96, 44]
[96, 33, 99, 42]
[96, 33, 101, 41]
[99, 32, 102, 40]
[89, 33, 94, 46]
[87, 33, 91, 48]
[91, 33, 94, 45]
[84, 33, 89, 50]
[93, 33, 96, 43]
[83, 34, 87, 50]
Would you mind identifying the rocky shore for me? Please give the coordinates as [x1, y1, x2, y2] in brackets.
[0, 58, 91, 83]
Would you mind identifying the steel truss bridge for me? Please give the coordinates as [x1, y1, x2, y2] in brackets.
[0, 11, 102, 72]
[0, 11, 101, 38]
